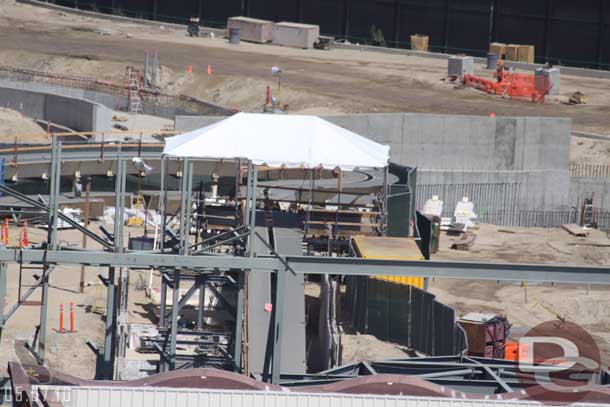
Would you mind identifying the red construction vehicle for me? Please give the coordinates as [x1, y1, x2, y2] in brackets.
[463, 61, 549, 103]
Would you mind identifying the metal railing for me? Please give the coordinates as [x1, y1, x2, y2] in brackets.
[0, 65, 233, 115]
[570, 162, 610, 179]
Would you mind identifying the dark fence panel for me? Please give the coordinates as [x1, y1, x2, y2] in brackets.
[40, 0, 610, 69]
[447, 0, 491, 55]
[398, 0, 446, 52]
[345, 276, 467, 356]
[302, 0, 345, 37]
[249, 0, 299, 23]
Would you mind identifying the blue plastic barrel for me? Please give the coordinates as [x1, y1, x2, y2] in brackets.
[486, 53, 499, 69]
[229, 27, 241, 44]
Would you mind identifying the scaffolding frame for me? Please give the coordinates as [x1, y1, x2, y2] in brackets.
[0, 137, 609, 384]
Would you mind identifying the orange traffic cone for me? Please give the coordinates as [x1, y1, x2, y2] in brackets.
[207, 64, 212, 76]
[59, 304, 65, 332]
[69, 302, 75, 332]
[187, 65, 193, 74]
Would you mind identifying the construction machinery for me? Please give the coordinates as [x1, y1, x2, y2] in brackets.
[463, 61, 549, 103]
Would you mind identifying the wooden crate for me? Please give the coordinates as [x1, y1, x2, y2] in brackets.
[489, 42, 506, 58]
[505, 44, 520, 61]
[410, 34, 429, 51]
[518, 45, 535, 63]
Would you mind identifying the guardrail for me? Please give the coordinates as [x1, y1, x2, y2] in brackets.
[0, 66, 233, 115]
[570, 162, 610, 179]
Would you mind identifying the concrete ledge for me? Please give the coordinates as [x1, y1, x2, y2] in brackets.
[0, 81, 112, 133]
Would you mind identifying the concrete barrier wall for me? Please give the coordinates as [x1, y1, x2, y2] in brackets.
[0, 81, 113, 133]
[175, 113, 571, 171]
[175, 113, 574, 215]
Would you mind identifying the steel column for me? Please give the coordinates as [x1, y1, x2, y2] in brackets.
[244, 162, 252, 227]
[197, 275, 205, 330]
[0, 262, 6, 341]
[159, 156, 166, 252]
[179, 159, 193, 255]
[233, 269, 244, 372]
[159, 270, 168, 328]
[271, 266, 287, 384]
[169, 268, 180, 370]
[236, 161, 255, 373]
[248, 165, 258, 256]
[104, 149, 125, 379]
[38, 136, 61, 364]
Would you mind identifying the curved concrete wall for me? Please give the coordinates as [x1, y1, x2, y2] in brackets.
[175, 113, 577, 218]
[0, 81, 112, 133]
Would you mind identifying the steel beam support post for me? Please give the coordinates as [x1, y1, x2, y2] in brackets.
[159, 156, 166, 252]
[244, 161, 253, 228]
[197, 275, 205, 330]
[159, 269, 168, 328]
[271, 265, 287, 384]
[233, 269, 244, 372]
[178, 159, 193, 255]
[0, 262, 7, 340]
[104, 148, 125, 379]
[248, 164, 258, 256]
[169, 268, 180, 370]
[38, 136, 61, 364]
[233, 161, 253, 372]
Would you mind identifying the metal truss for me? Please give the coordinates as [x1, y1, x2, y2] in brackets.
[277, 355, 610, 394]
[1, 137, 609, 386]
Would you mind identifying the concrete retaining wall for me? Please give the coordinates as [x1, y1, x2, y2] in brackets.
[0, 81, 113, 133]
[176, 113, 574, 215]
[0, 79, 228, 124]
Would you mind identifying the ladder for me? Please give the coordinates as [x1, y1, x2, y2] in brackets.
[124, 66, 143, 114]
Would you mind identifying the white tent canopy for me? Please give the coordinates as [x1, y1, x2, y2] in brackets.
[163, 113, 389, 171]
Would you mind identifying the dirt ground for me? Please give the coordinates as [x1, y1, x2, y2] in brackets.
[0, 108, 48, 142]
[430, 224, 610, 366]
[0, 221, 609, 377]
[1, 0, 610, 135]
[571, 137, 610, 165]
[0, 221, 155, 378]
[0, 0, 610, 376]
